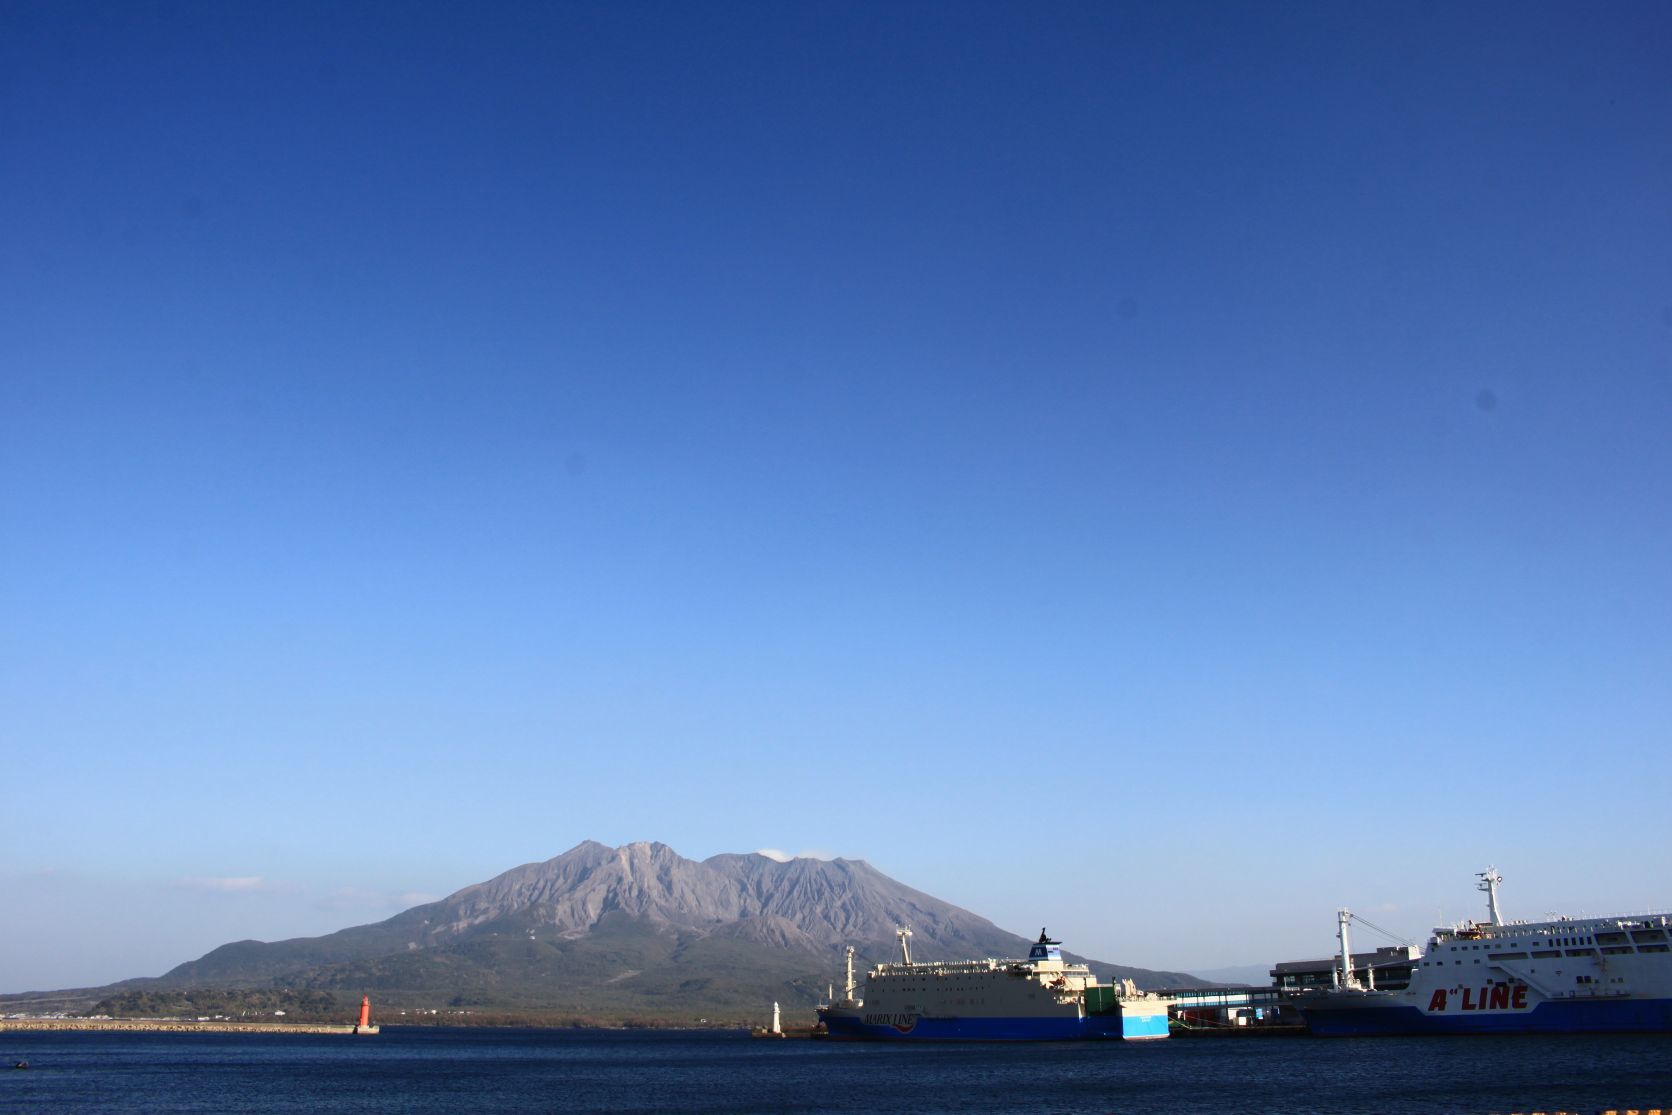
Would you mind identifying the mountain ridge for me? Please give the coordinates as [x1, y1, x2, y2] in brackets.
[16, 841, 1209, 1021]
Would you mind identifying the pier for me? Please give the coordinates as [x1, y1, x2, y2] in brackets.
[1158, 986, 1304, 1035]
[1, 993, 382, 1036]
[2, 1017, 377, 1035]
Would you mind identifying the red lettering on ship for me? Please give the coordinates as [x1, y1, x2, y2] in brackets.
[1426, 990, 1448, 1012]
[1448, 982, 1530, 1012]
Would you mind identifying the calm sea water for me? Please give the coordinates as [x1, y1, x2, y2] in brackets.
[4, 1027, 1671, 1114]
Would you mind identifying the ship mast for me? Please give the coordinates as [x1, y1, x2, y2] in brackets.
[1336, 908, 1358, 990]
[843, 946, 857, 1001]
[1477, 867, 1504, 926]
[896, 926, 914, 966]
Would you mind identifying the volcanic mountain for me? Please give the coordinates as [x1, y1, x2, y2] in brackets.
[92, 841, 1207, 1021]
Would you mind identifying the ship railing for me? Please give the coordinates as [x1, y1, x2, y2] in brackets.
[872, 959, 1002, 976]
[1441, 911, 1670, 938]
[1545, 987, 1634, 1000]
[1595, 912, 1672, 929]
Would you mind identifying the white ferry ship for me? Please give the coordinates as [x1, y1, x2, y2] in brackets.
[816, 928, 1169, 1041]
[1292, 869, 1672, 1035]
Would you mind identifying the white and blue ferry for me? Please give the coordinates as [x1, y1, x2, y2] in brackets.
[1293, 869, 1672, 1036]
[816, 928, 1170, 1041]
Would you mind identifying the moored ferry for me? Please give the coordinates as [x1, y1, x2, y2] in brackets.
[816, 928, 1169, 1041]
[1292, 869, 1672, 1036]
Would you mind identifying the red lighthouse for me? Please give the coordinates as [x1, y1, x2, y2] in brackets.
[357, 996, 372, 1030]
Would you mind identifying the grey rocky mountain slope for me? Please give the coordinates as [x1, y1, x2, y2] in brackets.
[136, 840, 1204, 1015]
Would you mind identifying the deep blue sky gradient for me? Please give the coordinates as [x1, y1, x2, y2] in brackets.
[3, 1, 1671, 990]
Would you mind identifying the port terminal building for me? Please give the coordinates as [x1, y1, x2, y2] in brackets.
[1271, 945, 1421, 992]
[1157, 945, 1422, 1030]
[1158, 986, 1293, 1029]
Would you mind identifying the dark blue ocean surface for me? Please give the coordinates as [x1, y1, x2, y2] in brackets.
[4, 1027, 1671, 1114]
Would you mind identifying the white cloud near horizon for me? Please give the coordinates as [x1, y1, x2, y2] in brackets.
[173, 875, 268, 894]
[755, 848, 836, 863]
[315, 887, 440, 913]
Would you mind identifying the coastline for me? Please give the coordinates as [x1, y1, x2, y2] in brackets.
[1, 1018, 374, 1035]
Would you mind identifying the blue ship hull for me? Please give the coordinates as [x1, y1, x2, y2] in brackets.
[821, 1013, 1126, 1041]
[819, 1008, 1169, 1042]
[1303, 998, 1672, 1037]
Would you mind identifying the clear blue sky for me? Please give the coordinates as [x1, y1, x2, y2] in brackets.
[3, 0, 1670, 993]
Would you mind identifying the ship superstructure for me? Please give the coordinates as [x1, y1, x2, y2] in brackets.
[1293, 869, 1672, 1035]
[816, 928, 1169, 1041]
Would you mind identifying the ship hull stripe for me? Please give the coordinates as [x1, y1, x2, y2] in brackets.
[1302, 998, 1672, 1036]
[822, 1014, 1127, 1041]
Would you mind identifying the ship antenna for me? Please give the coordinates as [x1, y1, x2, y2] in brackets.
[1477, 867, 1504, 927]
[896, 926, 914, 966]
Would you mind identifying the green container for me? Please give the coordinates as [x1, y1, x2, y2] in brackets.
[1083, 986, 1120, 1016]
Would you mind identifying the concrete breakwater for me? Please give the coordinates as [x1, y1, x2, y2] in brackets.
[1, 1018, 375, 1035]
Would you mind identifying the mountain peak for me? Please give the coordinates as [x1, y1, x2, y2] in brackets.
[136, 840, 1206, 1018]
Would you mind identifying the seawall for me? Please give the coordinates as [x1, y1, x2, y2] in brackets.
[1, 1018, 375, 1035]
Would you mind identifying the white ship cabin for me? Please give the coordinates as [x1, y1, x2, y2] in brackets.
[1413, 868, 1671, 964]
[866, 928, 1100, 992]
[1416, 914, 1671, 970]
